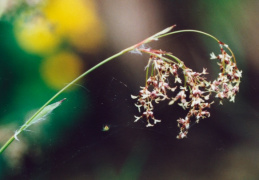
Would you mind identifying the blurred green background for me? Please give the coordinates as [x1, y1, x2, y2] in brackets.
[0, 0, 258, 179]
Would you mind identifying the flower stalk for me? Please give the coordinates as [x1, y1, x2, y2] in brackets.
[0, 25, 242, 154]
[131, 26, 242, 139]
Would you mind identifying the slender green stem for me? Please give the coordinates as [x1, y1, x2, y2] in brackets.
[139, 50, 177, 64]
[158, 29, 220, 42]
[159, 29, 236, 64]
[226, 46, 236, 63]
[145, 66, 149, 86]
[165, 54, 184, 65]
[0, 46, 134, 154]
[151, 63, 154, 76]
[0, 136, 15, 154]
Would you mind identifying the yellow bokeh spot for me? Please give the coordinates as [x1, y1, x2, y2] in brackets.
[40, 51, 84, 90]
[14, 0, 105, 55]
[44, 0, 105, 53]
[14, 13, 60, 55]
[44, 0, 96, 35]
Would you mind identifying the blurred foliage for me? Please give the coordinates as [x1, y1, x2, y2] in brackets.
[0, 0, 105, 178]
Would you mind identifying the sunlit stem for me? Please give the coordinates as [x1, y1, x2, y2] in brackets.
[139, 50, 177, 64]
[158, 29, 220, 42]
[226, 46, 236, 64]
[159, 29, 236, 64]
[145, 66, 149, 86]
[159, 29, 238, 77]
[165, 54, 184, 66]
[151, 63, 154, 76]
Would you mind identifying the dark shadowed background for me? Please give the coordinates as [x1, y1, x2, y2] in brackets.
[0, 0, 258, 179]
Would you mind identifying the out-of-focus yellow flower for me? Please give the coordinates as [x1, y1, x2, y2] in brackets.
[40, 51, 84, 90]
[14, 13, 60, 55]
[44, 0, 105, 53]
[44, 0, 97, 35]
[14, 0, 105, 55]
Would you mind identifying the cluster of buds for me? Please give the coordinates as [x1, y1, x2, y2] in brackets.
[131, 41, 242, 139]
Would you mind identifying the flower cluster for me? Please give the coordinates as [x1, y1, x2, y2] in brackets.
[131, 42, 242, 139]
[210, 42, 242, 104]
[131, 49, 178, 127]
[171, 67, 214, 139]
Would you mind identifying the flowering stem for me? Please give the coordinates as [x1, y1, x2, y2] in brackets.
[0, 26, 238, 153]
[131, 27, 241, 139]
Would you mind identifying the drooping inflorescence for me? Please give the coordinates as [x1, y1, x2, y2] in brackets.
[131, 30, 242, 139]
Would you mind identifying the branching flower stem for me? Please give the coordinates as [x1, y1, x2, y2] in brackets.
[0, 26, 238, 154]
[158, 29, 220, 42]
[160, 29, 236, 63]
